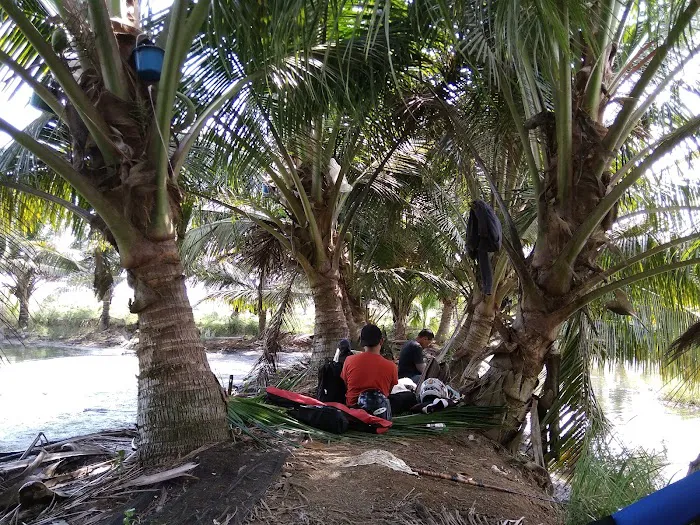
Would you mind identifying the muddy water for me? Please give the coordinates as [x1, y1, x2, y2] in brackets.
[0, 345, 306, 453]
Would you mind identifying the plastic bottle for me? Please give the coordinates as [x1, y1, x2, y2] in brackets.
[426, 423, 445, 429]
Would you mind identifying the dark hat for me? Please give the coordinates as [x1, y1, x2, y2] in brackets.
[360, 324, 383, 347]
[338, 338, 351, 351]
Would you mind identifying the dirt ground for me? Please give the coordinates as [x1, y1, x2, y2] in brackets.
[2, 431, 562, 524]
[104, 430, 563, 524]
[102, 441, 288, 525]
[245, 432, 563, 525]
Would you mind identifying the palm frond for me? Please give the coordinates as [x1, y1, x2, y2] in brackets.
[544, 312, 610, 476]
[227, 395, 506, 444]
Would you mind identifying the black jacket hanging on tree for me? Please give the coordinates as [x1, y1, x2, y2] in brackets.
[466, 200, 502, 295]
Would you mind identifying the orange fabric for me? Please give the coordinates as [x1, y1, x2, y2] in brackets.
[340, 352, 398, 406]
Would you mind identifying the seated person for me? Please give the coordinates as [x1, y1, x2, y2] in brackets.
[398, 329, 434, 383]
[334, 338, 354, 365]
[341, 324, 398, 411]
[317, 338, 356, 403]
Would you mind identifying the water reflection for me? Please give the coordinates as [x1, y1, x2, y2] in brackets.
[591, 365, 700, 481]
[0, 345, 306, 453]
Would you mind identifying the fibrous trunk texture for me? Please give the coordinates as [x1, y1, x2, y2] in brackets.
[435, 297, 455, 342]
[130, 241, 229, 465]
[339, 268, 364, 345]
[341, 287, 364, 345]
[17, 294, 29, 330]
[257, 270, 266, 339]
[393, 307, 409, 340]
[449, 294, 497, 383]
[13, 272, 33, 330]
[470, 310, 559, 445]
[309, 269, 348, 364]
[258, 309, 267, 338]
[99, 286, 112, 331]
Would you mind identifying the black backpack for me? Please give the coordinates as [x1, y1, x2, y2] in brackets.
[290, 405, 349, 434]
[316, 360, 347, 403]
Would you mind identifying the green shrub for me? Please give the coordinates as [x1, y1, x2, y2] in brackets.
[196, 312, 259, 337]
[228, 315, 259, 336]
[30, 306, 100, 339]
[660, 380, 700, 406]
[565, 438, 667, 525]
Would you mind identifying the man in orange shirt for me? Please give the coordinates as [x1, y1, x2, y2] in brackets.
[341, 324, 398, 417]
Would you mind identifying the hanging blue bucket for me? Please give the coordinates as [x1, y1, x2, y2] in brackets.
[131, 41, 165, 83]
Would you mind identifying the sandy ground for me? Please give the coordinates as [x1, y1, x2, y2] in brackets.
[246, 431, 563, 525]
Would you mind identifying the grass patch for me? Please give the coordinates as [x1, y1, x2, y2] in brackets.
[565, 438, 667, 525]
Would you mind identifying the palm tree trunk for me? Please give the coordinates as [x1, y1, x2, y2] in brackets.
[435, 296, 456, 342]
[258, 308, 267, 337]
[17, 295, 29, 329]
[393, 304, 410, 340]
[13, 276, 32, 330]
[308, 269, 348, 363]
[442, 301, 475, 357]
[469, 311, 560, 446]
[130, 240, 229, 465]
[450, 295, 497, 383]
[99, 286, 112, 331]
[339, 267, 364, 345]
[257, 268, 266, 339]
[341, 292, 360, 345]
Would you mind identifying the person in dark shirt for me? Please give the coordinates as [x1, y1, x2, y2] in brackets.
[397, 329, 434, 382]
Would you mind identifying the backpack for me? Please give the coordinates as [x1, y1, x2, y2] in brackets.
[266, 387, 393, 434]
[316, 360, 346, 403]
[290, 405, 349, 434]
[357, 390, 392, 421]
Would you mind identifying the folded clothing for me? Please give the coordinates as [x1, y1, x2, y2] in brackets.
[410, 397, 458, 414]
[391, 377, 417, 395]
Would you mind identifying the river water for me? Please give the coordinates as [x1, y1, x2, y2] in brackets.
[1, 346, 697, 482]
[0, 345, 306, 453]
[590, 366, 700, 481]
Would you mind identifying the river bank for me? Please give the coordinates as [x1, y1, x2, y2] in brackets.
[1, 330, 313, 354]
[2, 342, 699, 483]
[0, 426, 561, 525]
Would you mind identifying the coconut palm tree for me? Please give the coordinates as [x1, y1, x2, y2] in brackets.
[0, 0, 261, 463]
[410, 0, 700, 445]
[71, 239, 123, 330]
[189, 109, 426, 363]
[178, 0, 454, 363]
[353, 210, 455, 340]
[0, 228, 82, 328]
